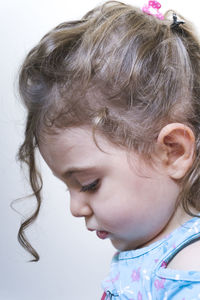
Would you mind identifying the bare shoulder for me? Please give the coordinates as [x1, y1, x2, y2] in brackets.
[167, 239, 200, 271]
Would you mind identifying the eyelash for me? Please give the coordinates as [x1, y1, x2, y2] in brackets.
[80, 179, 100, 192]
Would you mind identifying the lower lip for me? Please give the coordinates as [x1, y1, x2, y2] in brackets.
[96, 230, 109, 240]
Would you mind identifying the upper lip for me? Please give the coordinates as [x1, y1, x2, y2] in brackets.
[87, 228, 109, 234]
[87, 228, 95, 232]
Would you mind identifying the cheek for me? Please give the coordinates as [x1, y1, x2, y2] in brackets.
[94, 187, 176, 233]
[93, 176, 152, 225]
[93, 168, 178, 230]
[93, 194, 140, 230]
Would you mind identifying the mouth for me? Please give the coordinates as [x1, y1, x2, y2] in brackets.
[87, 227, 109, 240]
[96, 230, 109, 240]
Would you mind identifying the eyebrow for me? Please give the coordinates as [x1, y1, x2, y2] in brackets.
[61, 166, 98, 179]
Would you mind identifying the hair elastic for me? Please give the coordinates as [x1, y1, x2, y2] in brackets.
[142, 1, 164, 20]
[171, 13, 185, 29]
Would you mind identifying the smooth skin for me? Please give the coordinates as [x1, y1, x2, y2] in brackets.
[39, 123, 200, 270]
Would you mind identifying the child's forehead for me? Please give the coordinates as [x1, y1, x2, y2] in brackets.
[38, 126, 136, 177]
[40, 126, 94, 145]
[39, 126, 117, 154]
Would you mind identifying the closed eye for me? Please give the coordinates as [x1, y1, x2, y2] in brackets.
[80, 179, 100, 192]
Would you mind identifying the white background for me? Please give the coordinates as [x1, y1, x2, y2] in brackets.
[1, 0, 199, 299]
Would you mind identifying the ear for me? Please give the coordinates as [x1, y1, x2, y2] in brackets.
[156, 123, 195, 179]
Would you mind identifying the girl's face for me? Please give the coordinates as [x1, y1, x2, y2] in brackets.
[39, 126, 180, 251]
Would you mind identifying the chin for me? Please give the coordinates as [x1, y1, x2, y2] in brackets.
[110, 239, 136, 252]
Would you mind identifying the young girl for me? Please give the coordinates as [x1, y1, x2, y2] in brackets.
[17, 0, 200, 298]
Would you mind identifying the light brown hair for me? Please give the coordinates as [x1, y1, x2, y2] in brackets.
[17, 1, 200, 261]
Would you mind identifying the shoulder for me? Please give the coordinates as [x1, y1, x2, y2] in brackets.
[167, 239, 200, 271]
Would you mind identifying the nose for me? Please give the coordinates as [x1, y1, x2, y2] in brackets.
[70, 196, 93, 218]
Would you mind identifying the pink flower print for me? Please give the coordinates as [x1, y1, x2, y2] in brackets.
[164, 234, 171, 239]
[172, 243, 176, 249]
[105, 272, 120, 284]
[161, 261, 167, 268]
[131, 267, 141, 281]
[110, 272, 120, 283]
[137, 291, 142, 300]
[154, 278, 166, 290]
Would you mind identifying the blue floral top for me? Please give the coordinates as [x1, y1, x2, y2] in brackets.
[101, 216, 200, 299]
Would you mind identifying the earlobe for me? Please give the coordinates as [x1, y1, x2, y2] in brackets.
[157, 123, 195, 179]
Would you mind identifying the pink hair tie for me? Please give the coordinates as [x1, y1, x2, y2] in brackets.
[142, 1, 164, 20]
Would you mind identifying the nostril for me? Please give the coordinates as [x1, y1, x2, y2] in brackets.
[70, 204, 82, 218]
[70, 210, 82, 218]
[70, 201, 93, 218]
